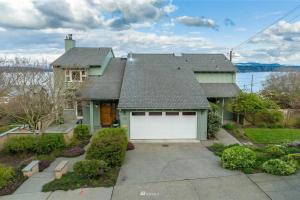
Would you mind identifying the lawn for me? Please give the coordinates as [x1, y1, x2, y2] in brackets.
[244, 128, 300, 144]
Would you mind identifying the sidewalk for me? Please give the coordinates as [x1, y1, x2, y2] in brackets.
[201, 128, 241, 146]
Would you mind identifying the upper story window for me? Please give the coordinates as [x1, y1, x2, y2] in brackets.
[65, 70, 87, 82]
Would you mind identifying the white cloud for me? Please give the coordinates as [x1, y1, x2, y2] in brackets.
[176, 16, 218, 30]
[0, 0, 176, 30]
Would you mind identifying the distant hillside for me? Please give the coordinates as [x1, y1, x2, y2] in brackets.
[235, 62, 300, 72]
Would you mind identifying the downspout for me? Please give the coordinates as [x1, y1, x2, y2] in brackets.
[221, 98, 225, 125]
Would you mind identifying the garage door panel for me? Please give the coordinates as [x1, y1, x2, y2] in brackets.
[130, 112, 197, 139]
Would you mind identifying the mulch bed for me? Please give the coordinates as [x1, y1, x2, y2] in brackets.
[0, 169, 27, 196]
[61, 146, 85, 158]
[39, 160, 53, 172]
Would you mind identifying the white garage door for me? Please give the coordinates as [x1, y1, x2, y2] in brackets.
[130, 111, 197, 139]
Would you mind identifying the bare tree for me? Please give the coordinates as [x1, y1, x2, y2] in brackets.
[0, 57, 91, 134]
[0, 57, 63, 134]
[261, 72, 300, 109]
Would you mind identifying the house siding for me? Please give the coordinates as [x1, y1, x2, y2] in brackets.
[83, 102, 101, 131]
[197, 110, 208, 140]
[88, 50, 114, 76]
[195, 72, 236, 83]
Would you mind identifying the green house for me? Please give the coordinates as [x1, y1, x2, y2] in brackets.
[51, 35, 240, 140]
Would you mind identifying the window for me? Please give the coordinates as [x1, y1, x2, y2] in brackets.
[65, 70, 87, 82]
[65, 100, 74, 109]
[132, 112, 145, 116]
[149, 112, 162, 116]
[72, 71, 80, 81]
[166, 112, 179, 116]
[182, 112, 196, 116]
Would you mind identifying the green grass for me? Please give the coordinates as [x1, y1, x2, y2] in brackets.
[42, 168, 119, 192]
[244, 128, 300, 144]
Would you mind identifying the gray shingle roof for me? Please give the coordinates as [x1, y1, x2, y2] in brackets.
[200, 83, 241, 98]
[51, 47, 112, 68]
[182, 54, 236, 72]
[118, 54, 210, 109]
[78, 58, 126, 100]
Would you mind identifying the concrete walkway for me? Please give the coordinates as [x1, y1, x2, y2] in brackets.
[112, 143, 270, 200]
[13, 155, 85, 195]
[201, 128, 241, 146]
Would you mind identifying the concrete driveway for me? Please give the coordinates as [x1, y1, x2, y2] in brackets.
[112, 143, 271, 200]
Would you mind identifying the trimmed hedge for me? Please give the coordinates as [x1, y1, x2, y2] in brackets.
[221, 146, 256, 171]
[74, 125, 90, 141]
[35, 134, 65, 154]
[262, 159, 297, 176]
[86, 128, 128, 167]
[3, 134, 65, 155]
[74, 159, 107, 179]
[4, 136, 36, 154]
[0, 165, 15, 189]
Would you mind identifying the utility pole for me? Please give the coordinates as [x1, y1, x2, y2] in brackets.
[229, 49, 233, 61]
[250, 74, 254, 93]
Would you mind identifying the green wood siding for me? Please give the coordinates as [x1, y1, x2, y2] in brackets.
[119, 111, 130, 138]
[88, 50, 114, 76]
[83, 102, 101, 132]
[197, 110, 208, 140]
[195, 72, 236, 83]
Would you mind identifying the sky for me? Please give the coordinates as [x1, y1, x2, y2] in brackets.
[0, 0, 300, 65]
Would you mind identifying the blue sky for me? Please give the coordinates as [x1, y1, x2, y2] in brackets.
[0, 0, 299, 64]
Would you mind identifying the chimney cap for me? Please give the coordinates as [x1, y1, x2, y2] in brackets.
[66, 34, 73, 40]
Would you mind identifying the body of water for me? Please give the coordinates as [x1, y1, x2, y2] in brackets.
[236, 72, 283, 93]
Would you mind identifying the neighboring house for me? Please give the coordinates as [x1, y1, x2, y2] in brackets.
[51, 35, 240, 140]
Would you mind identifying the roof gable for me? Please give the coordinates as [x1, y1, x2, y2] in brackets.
[51, 47, 112, 68]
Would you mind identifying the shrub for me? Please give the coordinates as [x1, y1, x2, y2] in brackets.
[74, 159, 107, 179]
[262, 159, 297, 176]
[208, 143, 240, 157]
[61, 147, 85, 157]
[127, 141, 135, 151]
[86, 128, 128, 167]
[254, 109, 284, 128]
[0, 165, 15, 189]
[221, 146, 256, 171]
[223, 122, 236, 131]
[4, 136, 36, 154]
[207, 112, 222, 138]
[35, 134, 65, 154]
[281, 155, 298, 169]
[74, 125, 90, 141]
[264, 145, 287, 157]
[208, 143, 226, 156]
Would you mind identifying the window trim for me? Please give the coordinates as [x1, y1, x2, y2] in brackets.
[182, 112, 196, 116]
[166, 112, 179, 116]
[65, 70, 87, 82]
[132, 112, 146, 116]
[149, 112, 162, 116]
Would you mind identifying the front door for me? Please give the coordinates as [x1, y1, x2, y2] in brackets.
[100, 103, 113, 126]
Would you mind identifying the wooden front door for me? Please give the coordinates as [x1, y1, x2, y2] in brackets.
[100, 103, 114, 126]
